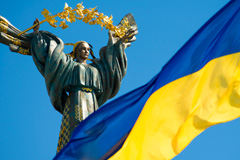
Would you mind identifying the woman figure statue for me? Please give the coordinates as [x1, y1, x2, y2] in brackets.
[0, 13, 138, 152]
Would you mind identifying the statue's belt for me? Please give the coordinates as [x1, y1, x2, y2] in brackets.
[80, 87, 92, 92]
[65, 86, 95, 93]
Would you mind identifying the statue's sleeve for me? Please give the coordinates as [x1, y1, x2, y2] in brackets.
[0, 16, 70, 114]
[30, 32, 48, 76]
[92, 32, 127, 107]
[92, 13, 138, 107]
[31, 31, 74, 114]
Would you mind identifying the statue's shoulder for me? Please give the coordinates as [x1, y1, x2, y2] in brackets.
[37, 30, 64, 46]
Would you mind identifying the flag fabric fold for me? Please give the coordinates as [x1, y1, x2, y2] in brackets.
[55, 0, 240, 159]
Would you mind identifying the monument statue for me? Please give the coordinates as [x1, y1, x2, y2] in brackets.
[0, 13, 137, 152]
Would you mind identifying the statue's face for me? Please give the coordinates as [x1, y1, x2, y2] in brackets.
[75, 42, 90, 61]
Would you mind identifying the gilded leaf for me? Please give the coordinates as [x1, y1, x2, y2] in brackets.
[41, 9, 50, 17]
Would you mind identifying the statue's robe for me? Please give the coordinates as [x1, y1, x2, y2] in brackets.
[30, 31, 127, 152]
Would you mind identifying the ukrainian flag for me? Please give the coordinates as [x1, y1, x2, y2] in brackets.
[54, 0, 240, 159]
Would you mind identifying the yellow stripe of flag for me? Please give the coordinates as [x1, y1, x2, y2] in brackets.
[110, 52, 240, 160]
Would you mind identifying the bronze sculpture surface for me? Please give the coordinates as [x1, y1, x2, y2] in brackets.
[0, 13, 137, 152]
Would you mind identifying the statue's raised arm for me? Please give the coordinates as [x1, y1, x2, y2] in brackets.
[93, 13, 138, 107]
[0, 13, 138, 153]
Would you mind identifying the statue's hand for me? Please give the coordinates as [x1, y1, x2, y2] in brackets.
[121, 28, 138, 48]
[121, 28, 137, 42]
[33, 18, 40, 33]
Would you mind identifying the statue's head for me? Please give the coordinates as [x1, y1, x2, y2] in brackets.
[74, 41, 90, 62]
[66, 41, 94, 62]
[65, 41, 95, 62]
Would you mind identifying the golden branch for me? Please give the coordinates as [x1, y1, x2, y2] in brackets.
[18, 2, 131, 38]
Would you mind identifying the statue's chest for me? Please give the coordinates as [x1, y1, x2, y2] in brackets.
[69, 63, 102, 90]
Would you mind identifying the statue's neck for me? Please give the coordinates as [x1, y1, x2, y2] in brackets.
[76, 58, 87, 64]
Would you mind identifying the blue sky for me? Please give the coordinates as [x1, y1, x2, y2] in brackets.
[1, 0, 239, 159]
